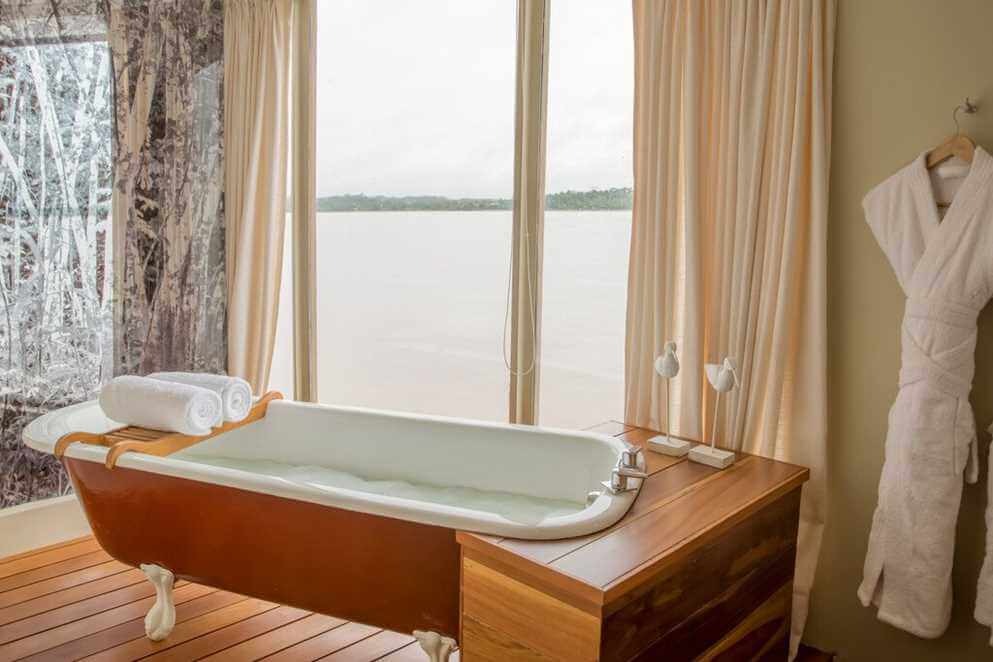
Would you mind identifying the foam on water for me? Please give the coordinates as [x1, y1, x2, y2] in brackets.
[177, 454, 586, 525]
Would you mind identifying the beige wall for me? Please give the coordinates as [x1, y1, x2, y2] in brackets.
[806, 0, 993, 658]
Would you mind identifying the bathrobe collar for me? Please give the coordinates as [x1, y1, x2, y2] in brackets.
[910, 145, 993, 294]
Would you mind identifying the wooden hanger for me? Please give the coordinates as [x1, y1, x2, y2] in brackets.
[927, 134, 975, 169]
[927, 98, 978, 169]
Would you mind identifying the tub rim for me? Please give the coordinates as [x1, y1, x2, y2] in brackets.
[24, 399, 642, 541]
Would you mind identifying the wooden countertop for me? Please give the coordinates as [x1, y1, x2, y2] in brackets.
[456, 421, 809, 613]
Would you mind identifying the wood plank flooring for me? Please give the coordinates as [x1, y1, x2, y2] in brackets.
[0, 537, 451, 661]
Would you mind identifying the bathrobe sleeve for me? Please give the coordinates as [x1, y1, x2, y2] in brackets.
[862, 172, 929, 295]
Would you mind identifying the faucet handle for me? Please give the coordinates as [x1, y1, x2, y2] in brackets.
[621, 446, 643, 469]
[603, 465, 648, 494]
[616, 466, 648, 480]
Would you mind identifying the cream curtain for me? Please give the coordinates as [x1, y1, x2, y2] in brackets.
[627, 0, 835, 655]
[224, 0, 293, 393]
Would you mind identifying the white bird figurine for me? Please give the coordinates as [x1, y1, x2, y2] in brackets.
[654, 342, 679, 378]
[705, 357, 739, 393]
[648, 341, 692, 457]
[689, 356, 740, 470]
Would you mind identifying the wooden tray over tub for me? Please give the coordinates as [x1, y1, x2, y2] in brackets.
[53, 391, 284, 469]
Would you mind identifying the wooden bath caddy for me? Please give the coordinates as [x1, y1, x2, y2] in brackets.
[53, 391, 283, 469]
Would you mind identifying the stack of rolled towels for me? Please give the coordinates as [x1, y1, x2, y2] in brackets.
[98, 373, 253, 436]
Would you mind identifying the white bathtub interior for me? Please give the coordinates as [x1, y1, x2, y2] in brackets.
[175, 401, 621, 523]
[175, 456, 586, 524]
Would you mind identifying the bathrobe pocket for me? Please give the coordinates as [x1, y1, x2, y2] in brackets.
[906, 384, 966, 588]
[908, 384, 958, 475]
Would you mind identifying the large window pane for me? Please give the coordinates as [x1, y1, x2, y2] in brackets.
[312, 1, 515, 420]
[268, 219, 295, 398]
[540, 1, 633, 429]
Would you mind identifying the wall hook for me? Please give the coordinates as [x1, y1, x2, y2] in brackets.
[953, 97, 979, 135]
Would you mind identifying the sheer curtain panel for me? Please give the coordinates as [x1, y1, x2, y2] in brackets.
[224, 0, 292, 393]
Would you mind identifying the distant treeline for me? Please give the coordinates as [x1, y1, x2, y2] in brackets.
[314, 187, 632, 212]
[545, 188, 632, 210]
[317, 194, 509, 212]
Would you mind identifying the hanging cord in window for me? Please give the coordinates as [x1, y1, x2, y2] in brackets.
[503, 0, 544, 380]
[503, 227, 538, 377]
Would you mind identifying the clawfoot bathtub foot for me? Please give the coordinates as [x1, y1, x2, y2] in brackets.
[140, 564, 175, 641]
[413, 630, 457, 661]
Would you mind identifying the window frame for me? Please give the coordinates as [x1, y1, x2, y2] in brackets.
[288, 0, 552, 423]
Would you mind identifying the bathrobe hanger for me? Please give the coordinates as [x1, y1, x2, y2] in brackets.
[927, 98, 978, 169]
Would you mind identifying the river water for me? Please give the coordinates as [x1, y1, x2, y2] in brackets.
[269, 210, 630, 430]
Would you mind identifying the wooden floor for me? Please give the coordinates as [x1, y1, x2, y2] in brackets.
[0, 537, 451, 661]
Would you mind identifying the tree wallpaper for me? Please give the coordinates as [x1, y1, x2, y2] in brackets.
[0, 0, 226, 508]
[110, 0, 226, 378]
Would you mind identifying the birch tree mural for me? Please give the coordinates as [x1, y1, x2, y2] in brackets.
[0, 0, 225, 508]
[0, 1, 113, 507]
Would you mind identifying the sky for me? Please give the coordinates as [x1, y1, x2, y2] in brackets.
[315, 0, 634, 199]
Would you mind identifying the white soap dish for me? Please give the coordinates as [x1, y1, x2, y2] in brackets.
[647, 434, 692, 457]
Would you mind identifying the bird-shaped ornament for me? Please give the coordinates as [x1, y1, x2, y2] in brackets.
[688, 358, 739, 469]
[647, 342, 694, 457]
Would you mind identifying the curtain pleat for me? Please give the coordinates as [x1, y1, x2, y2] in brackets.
[627, 0, 835, 655]
[224, 0, 292, 393]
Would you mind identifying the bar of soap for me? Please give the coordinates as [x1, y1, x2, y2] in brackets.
[647, 435, 692, 457]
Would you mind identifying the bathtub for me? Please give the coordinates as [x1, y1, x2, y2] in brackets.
[23, 398, 642, 656]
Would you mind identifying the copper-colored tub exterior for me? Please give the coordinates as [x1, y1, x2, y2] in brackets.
[64, 457, 462, 638]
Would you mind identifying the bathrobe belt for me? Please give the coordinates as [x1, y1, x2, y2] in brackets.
[899, 298, 979, 397]
[898, 296, 981, 483]
[904, 296, 980, 330]
[898, 363, 972, 400]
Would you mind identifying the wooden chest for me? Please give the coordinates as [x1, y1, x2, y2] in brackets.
[456, 421, 808, 661]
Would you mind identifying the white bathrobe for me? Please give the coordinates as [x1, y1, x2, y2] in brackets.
[980, 441, 993, 645]
[860, 146, 993, 639]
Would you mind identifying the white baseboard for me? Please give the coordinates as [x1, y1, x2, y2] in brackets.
[0, 495, 92, 559]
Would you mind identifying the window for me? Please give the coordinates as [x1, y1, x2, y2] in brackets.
[539, 1, 634, 428]
[278, 1, 634, 429]
[268, 220, 295, 398]
[304, 0, 516, 420]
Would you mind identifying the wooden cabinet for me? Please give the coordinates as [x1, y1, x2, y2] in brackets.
[456, 422, 808, 661]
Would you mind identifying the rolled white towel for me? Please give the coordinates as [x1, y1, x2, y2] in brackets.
[147, 372, 252, 423]
[99, 376, 222, 436]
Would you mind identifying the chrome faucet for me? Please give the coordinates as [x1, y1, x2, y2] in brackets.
[602, 446, 647, 494]
[621, 446, 642, 470]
